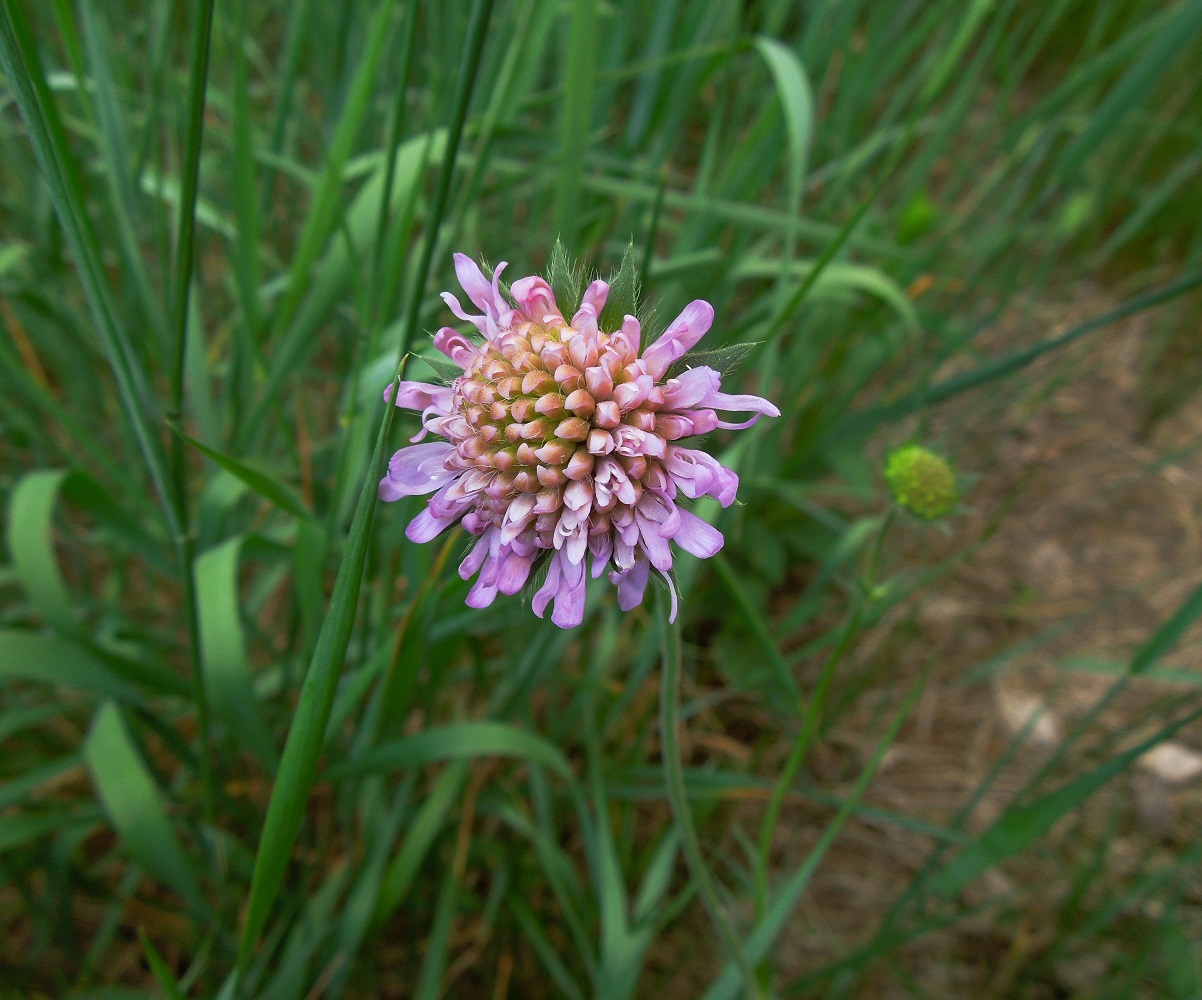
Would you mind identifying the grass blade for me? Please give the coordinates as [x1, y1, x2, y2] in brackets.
[84, 702, 204, 910]
[657, 591, 760, 998]
[237, 376, 399, 963]
[929, 706, 1202, 898]
[331, 721, 576, 782]
[7, 469, 78, 635]
[0, 5, 173, 531]
[169, 423, 311, 519]
[195, 537, 278, 772]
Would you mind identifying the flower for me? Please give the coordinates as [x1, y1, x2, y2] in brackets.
[379, 251, 780, 627]
[884, 445, 957, 520]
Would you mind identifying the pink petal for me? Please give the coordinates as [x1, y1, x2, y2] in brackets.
[703, 389, 781, 418]
[453, 253, 497, 315]
[498, 549, 536, 595]
[406, 505, 458, 543]
[459, 533, 492, 581]
[672, 508, 724, 558]
[433, 327, 478, 368]
[384, 380, 455, 413]
[466, 571, 500, 609]
[379, 443, 457, 500]
[510, 275, 564, 324]
[634, 511, 673, 572]
[660, 366, 721, 410]
[571, 279, 609, 329]
[612, 558, 650, 611]
[551, 554, 587, 628]
[641, 300, 714, 379]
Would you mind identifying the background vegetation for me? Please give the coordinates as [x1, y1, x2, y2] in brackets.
[2, 0, 1202, 996]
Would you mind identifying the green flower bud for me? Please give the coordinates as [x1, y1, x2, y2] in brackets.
[884, 445, 957, 520]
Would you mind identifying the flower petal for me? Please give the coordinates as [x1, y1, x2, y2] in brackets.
[641, 300, 714, 378]
[510, 275, 564, 324]
[385, 380, 455, 413]
[672, 508, 724, 558]
[433, 327, 478, 368]
[454, 252, 498, 315]
[612, 558, 650, 611]
[379, 443, 457, 501]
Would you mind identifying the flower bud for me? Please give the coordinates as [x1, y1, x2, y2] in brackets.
[884, 445, 957, 520]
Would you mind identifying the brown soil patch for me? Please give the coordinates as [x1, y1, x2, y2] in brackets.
[757, 288, 1202, 997]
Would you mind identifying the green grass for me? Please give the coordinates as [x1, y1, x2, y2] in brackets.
[2, 0, 1202, 996]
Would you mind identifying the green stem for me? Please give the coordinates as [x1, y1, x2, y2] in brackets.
[864, 506, 895, 594]
[167, 0, 217, 830]
[753, 608, 863, 916]
[393, 0, 495, 359]
[657, 594, 762, 1000]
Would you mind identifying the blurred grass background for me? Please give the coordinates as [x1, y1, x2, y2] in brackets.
[2, 0, 1202, 996]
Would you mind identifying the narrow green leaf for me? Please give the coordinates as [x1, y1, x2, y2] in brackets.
[929, 707, 1202, 898]
[509, 894, 587, 1000]
[0, 4, 176, 537]
[657, 593, 758, 996]
[373, 760, 469, 924]
[195, 537, 278, 771]
[0, 810, 99, 853]
[1130, 575, 1202, 675]
[333, 721, 575, 781]
[837, 269, 1202, 439]
[238, 379, 398, 961]
[415, 868, 459, 1000]
[84, 702, 203, 909]
[0, 630, 139, 700]
[1058, 1, 1202, 182]
[139, 929, 187, 1000]
[271, 0, 396, 341]
[227, 0, 262, 340]
[703, 663, 927, 1000]
[555, 0, 598, 245]
[753, 36, 814, 187]
[169, 424, 311, 519]
[7, 469, 77, 634]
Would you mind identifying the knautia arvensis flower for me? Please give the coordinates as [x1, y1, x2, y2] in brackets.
[379, 249, 780, 627]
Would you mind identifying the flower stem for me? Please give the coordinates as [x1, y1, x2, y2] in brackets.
[656, 594, 762, 999]
[167, 0, 217, 835]
[753, 607, 862, 916]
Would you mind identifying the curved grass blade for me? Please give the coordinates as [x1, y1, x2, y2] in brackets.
[0, 631, 140, 701]
[139, 929, 187, 1000]
[195, 537, 278, 772]
[331, 721, 575, 782]
[753, 35, 814, 277]
[7, 469, 78, 635]
[84, 702, 204, 910]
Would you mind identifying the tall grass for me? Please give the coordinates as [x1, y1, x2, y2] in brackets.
[2, 0, 1201, 996]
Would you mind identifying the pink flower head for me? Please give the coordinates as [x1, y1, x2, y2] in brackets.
[379, 251, 780, 628]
